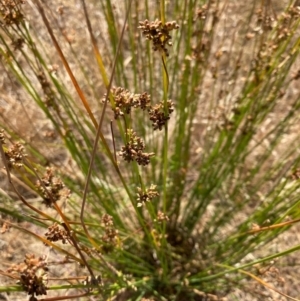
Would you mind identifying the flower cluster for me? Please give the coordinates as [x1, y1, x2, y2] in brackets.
[105, 87, 174, 131]
[36, 168, 70, 207]
[37, 72, 57, 110]
[196, 4, 208, 20]
[101, 214, 119, 253]
[12, 37, 25, 51]
[155, 210, 169, 222]
[148, 100, 174, 130]
[103, 87, 151, 119]
[138, 19, 179, 56]
[4, 142, 26, 168]
[44, 223, 70, 244]
[119, 129, 155, 166]
[0, 0, 25, 27]
[136, 184, 159, 207]
[7, 254, 48, 299]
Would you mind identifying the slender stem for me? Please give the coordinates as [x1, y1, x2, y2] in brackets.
[160, 0, 169, 282]
[79, 0, 134, 249]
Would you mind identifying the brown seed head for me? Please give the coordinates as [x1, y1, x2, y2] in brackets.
[148, 100, 174, 130]
[44, 223, 70, 244]
[103, 87, 151, 119]
[7, 254, 48, 297]
[4, 142, 26, 168]
[119, 129, 154, 166]
[36, 168, 69, 207]
[0, 0, 26, 26]
[138, 19, 179, 56]
[136, 184, 159, 207]
[100, 214, 119, 253]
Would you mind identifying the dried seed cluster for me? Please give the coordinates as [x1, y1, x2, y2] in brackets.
[107, 87, 174, 131]
[196, 4, 208, 20]
[7, 254, 48, 298]
[249, 7, 300, 81]
[155, 210, 169, 222]
[112, 88, 174, 166]
[36, 167, 69, 207]
[44, 223, 69, 244]
[138, 19, 179, 56]
[256, 8, 275, 31]
[4, 142, 26, 168]
[119, 129, 155, 166]
[0, 0, 25, 26]
[192, 3, 219, 63]
[101, 214, 119, 253]
[136, 184, 159, 207]
[37, 72, 57, 110]
[12, 37, 25, 50]
[104, 87, 151, 119]
[148, 100, 174, 130]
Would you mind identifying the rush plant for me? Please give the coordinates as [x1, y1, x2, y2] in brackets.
[1, 1, 300, 301]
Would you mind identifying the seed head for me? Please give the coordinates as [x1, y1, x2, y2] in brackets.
[101, 214, 119, 253]
[0, 0, 26, 27]
[138, 19, 179, 56]
[119, 129, 154, 166]
[103, 87, 151, 119]
[136, 184, 159, 207]
[4, 142, 26, 168]
[36, 168, 69, 207]
[44, 223, 70, 244]
[148, 100, 174, 130]
[7, 254, 48, 298]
